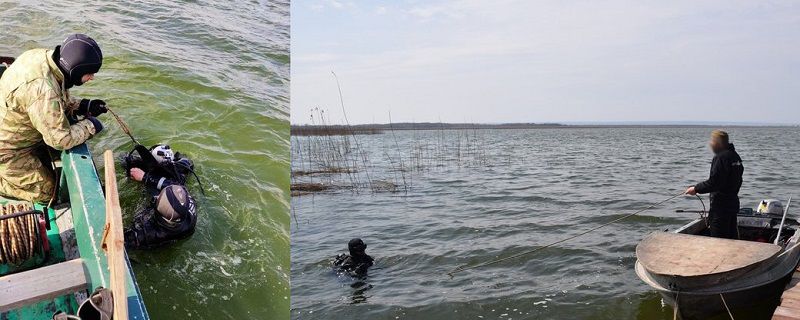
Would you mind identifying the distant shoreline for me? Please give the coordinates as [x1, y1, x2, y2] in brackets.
[290, 122, 798, 136]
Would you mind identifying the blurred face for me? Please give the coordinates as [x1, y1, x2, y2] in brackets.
[81, 73, 95, 83]
[709, 137, 724, 153]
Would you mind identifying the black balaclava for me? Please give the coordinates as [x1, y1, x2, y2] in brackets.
[53, 34, 102, 88]
[348, 238, 367, 257]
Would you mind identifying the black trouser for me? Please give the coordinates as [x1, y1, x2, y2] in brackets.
[708, 209, 738, 239]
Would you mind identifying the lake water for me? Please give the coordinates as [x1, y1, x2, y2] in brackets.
[291, 126, 800, 319]
[1, 1, 290, 319]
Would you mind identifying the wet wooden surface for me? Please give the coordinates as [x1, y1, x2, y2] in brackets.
[0, 259, 87, 312]
[774, 270, 800, 319]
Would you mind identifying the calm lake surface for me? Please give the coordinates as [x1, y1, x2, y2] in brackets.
[1, 1, 290, 319]
[291, 126, 800, 319]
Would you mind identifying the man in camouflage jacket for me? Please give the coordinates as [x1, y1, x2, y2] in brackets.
[0, 34, 108, 203]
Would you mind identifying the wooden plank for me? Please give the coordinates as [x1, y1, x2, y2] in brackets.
[774, 269, 800, 319]
[0, 259, 87, 312]
[779, 297, 800, 311]
[103, 150, 128, 320]
[637, 232, 782, 276]
[780, 290, 800, 303]
[63, 145, 148, 319]
[774, 306, 800, 319]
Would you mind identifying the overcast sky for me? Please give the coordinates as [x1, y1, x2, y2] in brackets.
[291, 0, 800, 124]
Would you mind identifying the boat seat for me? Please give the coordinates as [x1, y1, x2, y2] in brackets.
[0, 259, 87, 312]
[637, 232, 782, 277]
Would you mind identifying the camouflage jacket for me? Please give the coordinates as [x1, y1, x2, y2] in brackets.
[0, 48, 96, 160]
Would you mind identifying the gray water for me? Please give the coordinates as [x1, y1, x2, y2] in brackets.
[291, 126, 800, 319]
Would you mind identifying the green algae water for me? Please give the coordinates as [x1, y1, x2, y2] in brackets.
[1, 1, 290, 319]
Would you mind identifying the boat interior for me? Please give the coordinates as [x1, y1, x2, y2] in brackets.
[677, 208, 798, 246]
[1, 146, 149, 319]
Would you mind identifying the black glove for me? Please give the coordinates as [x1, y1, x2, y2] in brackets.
[78, 99, 108, 117]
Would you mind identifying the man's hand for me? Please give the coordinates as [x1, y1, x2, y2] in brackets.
[685, 186, 697, 195]
[78, 99, 108, 117]
[130, 168, 145, 182]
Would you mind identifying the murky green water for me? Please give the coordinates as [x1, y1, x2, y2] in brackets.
[291, 126, 800, 319]
[1, 1, 290, 319]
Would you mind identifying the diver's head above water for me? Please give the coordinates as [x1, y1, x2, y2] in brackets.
[155, 184, 196, 229]
[348, 238, 368, 257]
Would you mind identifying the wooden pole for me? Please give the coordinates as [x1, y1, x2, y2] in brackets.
[103, 150, 128, 319]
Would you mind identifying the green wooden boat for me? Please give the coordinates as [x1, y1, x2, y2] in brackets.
[0, 144, 149, 319]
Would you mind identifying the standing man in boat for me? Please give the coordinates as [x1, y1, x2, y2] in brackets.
[0, 34, 107, 204]
[685, 130, 744, 239]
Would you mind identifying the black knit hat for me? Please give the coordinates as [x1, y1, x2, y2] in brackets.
[56, 34, 102, 87]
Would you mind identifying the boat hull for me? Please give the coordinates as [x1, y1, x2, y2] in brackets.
[636, 217, 800, 319]
[657, 272, 789, 319]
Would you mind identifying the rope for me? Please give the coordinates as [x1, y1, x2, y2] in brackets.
[106, 105, 139, 145]
[720, 293, 735, 319]
[447, 191, 688, 277]
[0, 203, 39, 265]
[109, 106, 207, 195]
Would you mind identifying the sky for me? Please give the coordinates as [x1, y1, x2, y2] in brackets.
[291, 0, 800, 125]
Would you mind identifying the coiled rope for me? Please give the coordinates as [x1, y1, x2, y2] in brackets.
[0, 203, 39, 265]
[447, 191, 692, 277]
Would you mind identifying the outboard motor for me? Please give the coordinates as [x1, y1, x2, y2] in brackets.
[757, 199, 784, 215]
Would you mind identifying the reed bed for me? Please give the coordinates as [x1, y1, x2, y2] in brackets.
[291, 125, 383, 136]
[291, 112, 503, 196]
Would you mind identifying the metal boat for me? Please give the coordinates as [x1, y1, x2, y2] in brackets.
[636, 203, 800, 319]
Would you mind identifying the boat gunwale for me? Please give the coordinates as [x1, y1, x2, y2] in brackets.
[636, 214, 800, 296]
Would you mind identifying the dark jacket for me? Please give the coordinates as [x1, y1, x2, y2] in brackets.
[695, 144, 744, 211]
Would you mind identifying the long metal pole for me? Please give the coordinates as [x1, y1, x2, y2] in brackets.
[774, 197, 792, 245]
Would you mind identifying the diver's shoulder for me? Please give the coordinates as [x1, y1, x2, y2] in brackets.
[333, 253, 350, 265]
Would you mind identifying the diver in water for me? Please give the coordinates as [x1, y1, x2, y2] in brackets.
[123, 144, 199, 249]
[333, 238, 374, 277]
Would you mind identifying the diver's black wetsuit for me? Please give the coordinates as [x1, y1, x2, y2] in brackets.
[333, 238, 374, 277]
[124, 174, 197, 249]
[333, 253, 374, 276]
[694, 144, 744, 239]
[123, 151, 198, 249]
